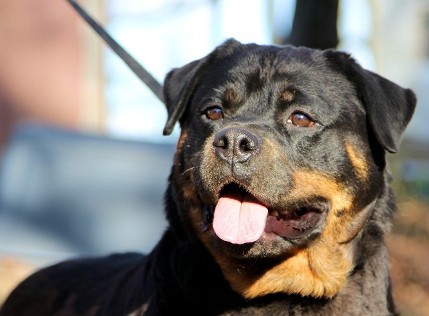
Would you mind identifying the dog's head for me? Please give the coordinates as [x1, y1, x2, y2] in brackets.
[162, 39, 416, 299]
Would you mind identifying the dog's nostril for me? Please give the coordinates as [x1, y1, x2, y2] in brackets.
[240, 139, 249, 151]
[213, 135, 228, 148]
[239, 137, 257, 152]
[213, 127, 261, 164]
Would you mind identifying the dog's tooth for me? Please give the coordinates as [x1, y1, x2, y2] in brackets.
[270, 210, 279, 217]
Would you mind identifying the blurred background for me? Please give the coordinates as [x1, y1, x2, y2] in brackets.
[0, 0, 427, 314]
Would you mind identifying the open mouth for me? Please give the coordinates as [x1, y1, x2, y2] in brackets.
[206, 183, 326, 245]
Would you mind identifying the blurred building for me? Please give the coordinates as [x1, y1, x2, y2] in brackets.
[0, 0, 105, 151]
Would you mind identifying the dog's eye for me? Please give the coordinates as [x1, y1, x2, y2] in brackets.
[287, 112, 315, 127]
[205, 106, 224, 121]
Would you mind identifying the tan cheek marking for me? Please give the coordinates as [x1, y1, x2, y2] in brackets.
[345, 141, 369, 181]
[207, 171, 368, 299]
[174, 130, 188, 160]
[289, 170, 363, 242]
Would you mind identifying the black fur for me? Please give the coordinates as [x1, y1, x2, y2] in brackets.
[1, 40, 416, 315]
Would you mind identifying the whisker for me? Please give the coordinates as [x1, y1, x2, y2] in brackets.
[181, 167, 195, 176]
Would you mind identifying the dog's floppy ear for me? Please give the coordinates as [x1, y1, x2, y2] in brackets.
[162, 39, 243, 135]
[162, 58, 208, 135]
[325, 51, 416, 153]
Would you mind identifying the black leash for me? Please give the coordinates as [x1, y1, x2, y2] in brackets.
[66, 0, 164, 103]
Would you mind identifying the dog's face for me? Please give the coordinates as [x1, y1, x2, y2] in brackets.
[163, 40, 416, 299]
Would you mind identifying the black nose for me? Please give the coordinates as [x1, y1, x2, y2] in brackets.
[213, 127, 261, 163]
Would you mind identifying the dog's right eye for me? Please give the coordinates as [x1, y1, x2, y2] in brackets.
[204, 106, 224, 121]
[287, 112, 316, 128]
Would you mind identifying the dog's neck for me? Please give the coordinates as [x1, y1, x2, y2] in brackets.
[145, 224, 394, 315]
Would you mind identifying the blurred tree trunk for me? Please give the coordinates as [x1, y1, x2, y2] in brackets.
[287, 0, 339, 50]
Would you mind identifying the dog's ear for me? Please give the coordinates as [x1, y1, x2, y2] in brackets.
[325, 51, 416, 153]
[162, 39, 243, 135]
[162, 58, 208, 135]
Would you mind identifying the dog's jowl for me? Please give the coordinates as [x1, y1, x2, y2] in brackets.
[1, 40, 416, 315]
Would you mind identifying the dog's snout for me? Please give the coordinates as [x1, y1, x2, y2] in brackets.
[213, 127, 260, 163]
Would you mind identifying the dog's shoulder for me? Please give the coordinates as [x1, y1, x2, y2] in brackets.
[0, 252, 148, 315]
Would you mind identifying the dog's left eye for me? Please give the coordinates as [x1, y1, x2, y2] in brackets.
[287, 112, 316, 127]
[205, 106, 224, 121]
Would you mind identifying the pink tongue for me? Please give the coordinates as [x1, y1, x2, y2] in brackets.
[213, 192, 268, 244]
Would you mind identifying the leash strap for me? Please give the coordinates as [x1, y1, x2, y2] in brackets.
[66, 0, 164, 102]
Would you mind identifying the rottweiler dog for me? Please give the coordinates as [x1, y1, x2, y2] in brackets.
[1, 39, 416, 315]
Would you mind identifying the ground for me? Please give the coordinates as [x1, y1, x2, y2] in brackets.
[388, 200, 429, 316]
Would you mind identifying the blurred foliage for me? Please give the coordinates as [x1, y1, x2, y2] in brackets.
[388, 138, 429, 316]
[389, 138, 429, 204]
